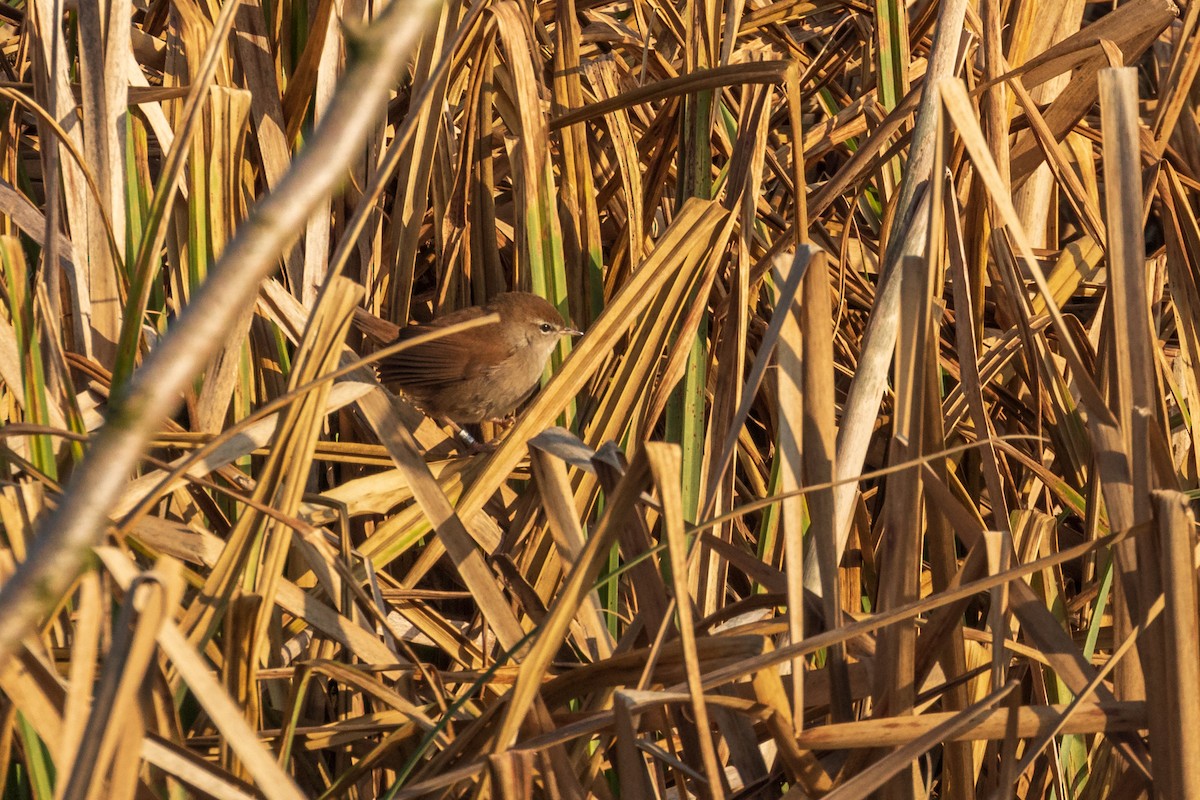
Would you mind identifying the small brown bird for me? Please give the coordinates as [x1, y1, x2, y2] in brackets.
[372, 292, 580, 439]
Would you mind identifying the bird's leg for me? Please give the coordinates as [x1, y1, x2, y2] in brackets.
[440, 418, 495, 454]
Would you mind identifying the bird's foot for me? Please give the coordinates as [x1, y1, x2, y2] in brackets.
[488, 414, 518, 431]
[459, 433, 498, 454]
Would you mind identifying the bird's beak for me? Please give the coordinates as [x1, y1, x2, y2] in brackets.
[563, 328, 583, 337]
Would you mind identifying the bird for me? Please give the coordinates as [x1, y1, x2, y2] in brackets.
[365, 292, 581, 446]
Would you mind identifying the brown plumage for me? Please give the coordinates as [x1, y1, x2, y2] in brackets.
[373, 292, 579, 424]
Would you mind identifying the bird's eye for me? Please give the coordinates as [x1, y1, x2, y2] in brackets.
[539, 323, 554, 333]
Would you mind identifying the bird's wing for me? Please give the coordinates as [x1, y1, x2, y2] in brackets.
[376, 309, 515, 388]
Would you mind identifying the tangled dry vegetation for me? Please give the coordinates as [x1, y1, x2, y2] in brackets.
[0, 0, 1198, 796]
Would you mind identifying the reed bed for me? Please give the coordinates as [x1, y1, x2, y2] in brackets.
[0, 0, 1195, 797]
